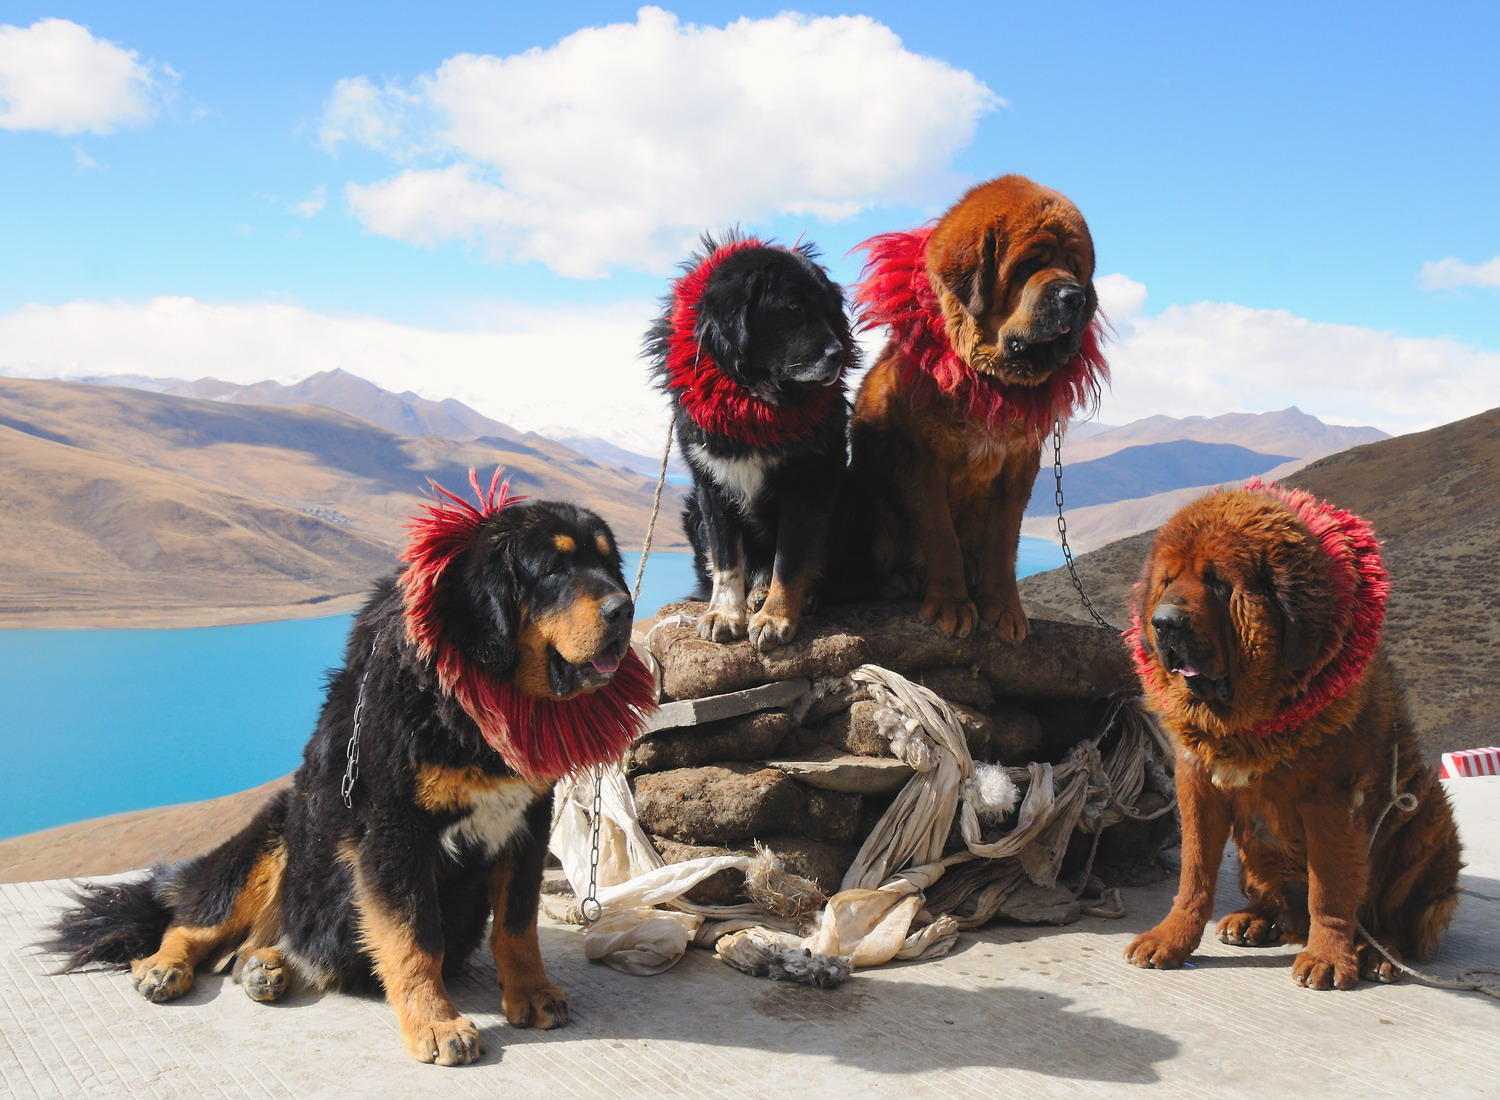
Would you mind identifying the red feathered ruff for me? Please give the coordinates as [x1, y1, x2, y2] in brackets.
[663, 236, 846, 446]
[398, 468, 656, 780]
[1127, 481, 1389, 739]
[854, 226, 1109, 440]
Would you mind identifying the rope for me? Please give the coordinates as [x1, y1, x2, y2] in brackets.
[1354, 742, 1500, 998]
[584, 419, 675, 926]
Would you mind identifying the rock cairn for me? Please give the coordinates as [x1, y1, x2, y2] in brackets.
[629, 601, 1172, 912]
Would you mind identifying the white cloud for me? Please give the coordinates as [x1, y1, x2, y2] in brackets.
[1097, 280, 1500, 433]
[1095, 273, 1147, 322]
[1420, 255, 1500, 291]
[0, 18, 170, 135]
[72, 146, 101, 171]
[0, 296, 673, 454]
[293, 185, 327, 217]
[323, 7, 999, 277]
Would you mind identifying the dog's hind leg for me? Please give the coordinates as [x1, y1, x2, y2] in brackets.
[489, 794, 568, 1030]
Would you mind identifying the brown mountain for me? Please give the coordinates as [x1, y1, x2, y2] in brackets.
[87, 368, 530, 444]
[0, 377, 684, 627]
[1065, 406, 1387, 464]
[1019, 407, 1500, 760]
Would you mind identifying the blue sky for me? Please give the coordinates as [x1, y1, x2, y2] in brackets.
[2, 3, 1497, 444]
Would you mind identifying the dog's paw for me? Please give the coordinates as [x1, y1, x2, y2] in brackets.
[502, 983, 569, 1030]
[239, 949, 288, 1003]
[748, 609, 797, 650]
[920, 596, 977, 638]
[1357, 942, 1403, 984]
[1124, 925, 1196, 970]
[697, 607, 747, 642]
[979, 598, 1030, 644]
[1292, 947, 1360, 990]
[130, 958, 194, 1003]
[405, 1016, 483, 1066]
[1216, 911, 1280, 947]
[745, 584, 770, 614]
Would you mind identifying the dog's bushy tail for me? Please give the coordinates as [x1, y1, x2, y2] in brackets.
[43, 873, 172, 972]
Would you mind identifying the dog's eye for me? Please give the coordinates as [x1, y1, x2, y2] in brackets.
[1205, 574, 1231, 601]
[786, 301, 802, 313]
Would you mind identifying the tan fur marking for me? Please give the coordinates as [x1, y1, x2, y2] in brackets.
[552, 534, 576, 553]
[595, 534, 611, 556]
[414, 764, 512, 813]
[513, 593, 609, 699]
[489, 860, 567, 1029]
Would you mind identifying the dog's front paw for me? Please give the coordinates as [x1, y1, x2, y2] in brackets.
[698, 607, 747, 642]
[1216, 911, 1281, 947]
[1124, 924, 1197, 970]
[979, 597, 1030, 644]
[920, 596, 977, 638]
[405, 1016, 483, 1066]
[1292, 947, 1360, 990]
[502, 983, 569, 1030]
[748, 609, 797, 650]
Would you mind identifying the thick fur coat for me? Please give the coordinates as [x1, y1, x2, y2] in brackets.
[47, 481, 654, 1065]
[1124, 484, 1462, 989]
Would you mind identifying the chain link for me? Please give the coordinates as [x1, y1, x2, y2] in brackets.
[341, 638, 378, 810]
[1053, 419, 1119, 632]
[580, 766, 605, 924]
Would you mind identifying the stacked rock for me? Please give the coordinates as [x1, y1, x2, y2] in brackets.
[627, 601, 1166, 908]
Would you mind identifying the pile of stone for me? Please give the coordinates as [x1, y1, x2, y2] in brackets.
[628, 601, 1172, 911]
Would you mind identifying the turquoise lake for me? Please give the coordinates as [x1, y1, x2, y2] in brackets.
[0, 540, 1064, 839]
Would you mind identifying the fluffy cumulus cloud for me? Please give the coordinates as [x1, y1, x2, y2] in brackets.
[1420, 255, 1500, 291]
[323, 7, 999, 277]
[1095, 278, 1500, 433]
[0, 18, 170, 135]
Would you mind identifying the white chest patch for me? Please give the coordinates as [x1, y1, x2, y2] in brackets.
[440, 782, 537, 860]
[688, 444, 778, 508]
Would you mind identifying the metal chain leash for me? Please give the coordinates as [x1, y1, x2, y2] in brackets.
[341, 637, 380, 810]
[581, 420, 675, 925]
[1053, 419, 1119, 633]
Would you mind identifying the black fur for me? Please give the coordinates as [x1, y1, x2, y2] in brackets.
[644, 232, 854, 646]
[46, 499, 630, 1059]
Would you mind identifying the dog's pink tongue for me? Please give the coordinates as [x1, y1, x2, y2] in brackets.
[591, 653, 621, 674]
[1173, 664, 1201, 678]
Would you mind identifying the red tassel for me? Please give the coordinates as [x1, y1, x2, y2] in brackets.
[662, 237, 848, 446]
[398, 469, 656, 779]
[853, 226, 1109, 441]
[1127, 482, 1388, 738]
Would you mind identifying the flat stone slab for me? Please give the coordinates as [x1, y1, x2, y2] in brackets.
[643, 679, 810, 733]
[765, 747, 916, 794]
[3, 778, 1498, 1098]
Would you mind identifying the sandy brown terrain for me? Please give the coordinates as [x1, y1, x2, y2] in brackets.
[0, 378, 684, 628]
[1020, 407, 1500, 760]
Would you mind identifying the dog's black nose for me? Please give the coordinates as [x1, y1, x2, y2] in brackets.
[600, 593, 632, 626]
[1053, 283, 1086, 315]
[1151, 603, 1189, 636]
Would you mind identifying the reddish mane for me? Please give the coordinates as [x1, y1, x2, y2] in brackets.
[853, 226, 1109, 441]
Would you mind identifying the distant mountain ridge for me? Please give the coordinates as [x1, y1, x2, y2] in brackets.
[0, 377, 685, 628]
[1023, 440, 1294, 517]
[1065, 406, 1387, 464]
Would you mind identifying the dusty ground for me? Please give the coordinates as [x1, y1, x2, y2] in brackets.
[3, 777, 1496, 1098]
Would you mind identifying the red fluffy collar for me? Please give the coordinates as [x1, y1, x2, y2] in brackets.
[661, 236, 846, 446]
[398, 469, 656, 781]
[1128, 481, 1389, 739]
[854, 226, 1108, 440]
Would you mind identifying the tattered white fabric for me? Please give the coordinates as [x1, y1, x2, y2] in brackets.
[550, 664, 1172, 983]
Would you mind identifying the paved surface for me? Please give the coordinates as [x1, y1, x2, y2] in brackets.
[3, 779, 1497, 1098]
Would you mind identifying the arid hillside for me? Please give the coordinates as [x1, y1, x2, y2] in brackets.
[0, 378, 684, 627]
[1019, 408, 1500, 759]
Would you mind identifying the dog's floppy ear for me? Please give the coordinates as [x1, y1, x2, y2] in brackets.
[935, 227, 1002, 319]
[1261, 551, 1325, 672]
[699, 269, 760, 379]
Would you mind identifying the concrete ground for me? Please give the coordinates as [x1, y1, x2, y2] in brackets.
[3, 778, 1496, 1099]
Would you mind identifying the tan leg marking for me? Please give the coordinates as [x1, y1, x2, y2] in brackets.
[490, 861, 568, 1030]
